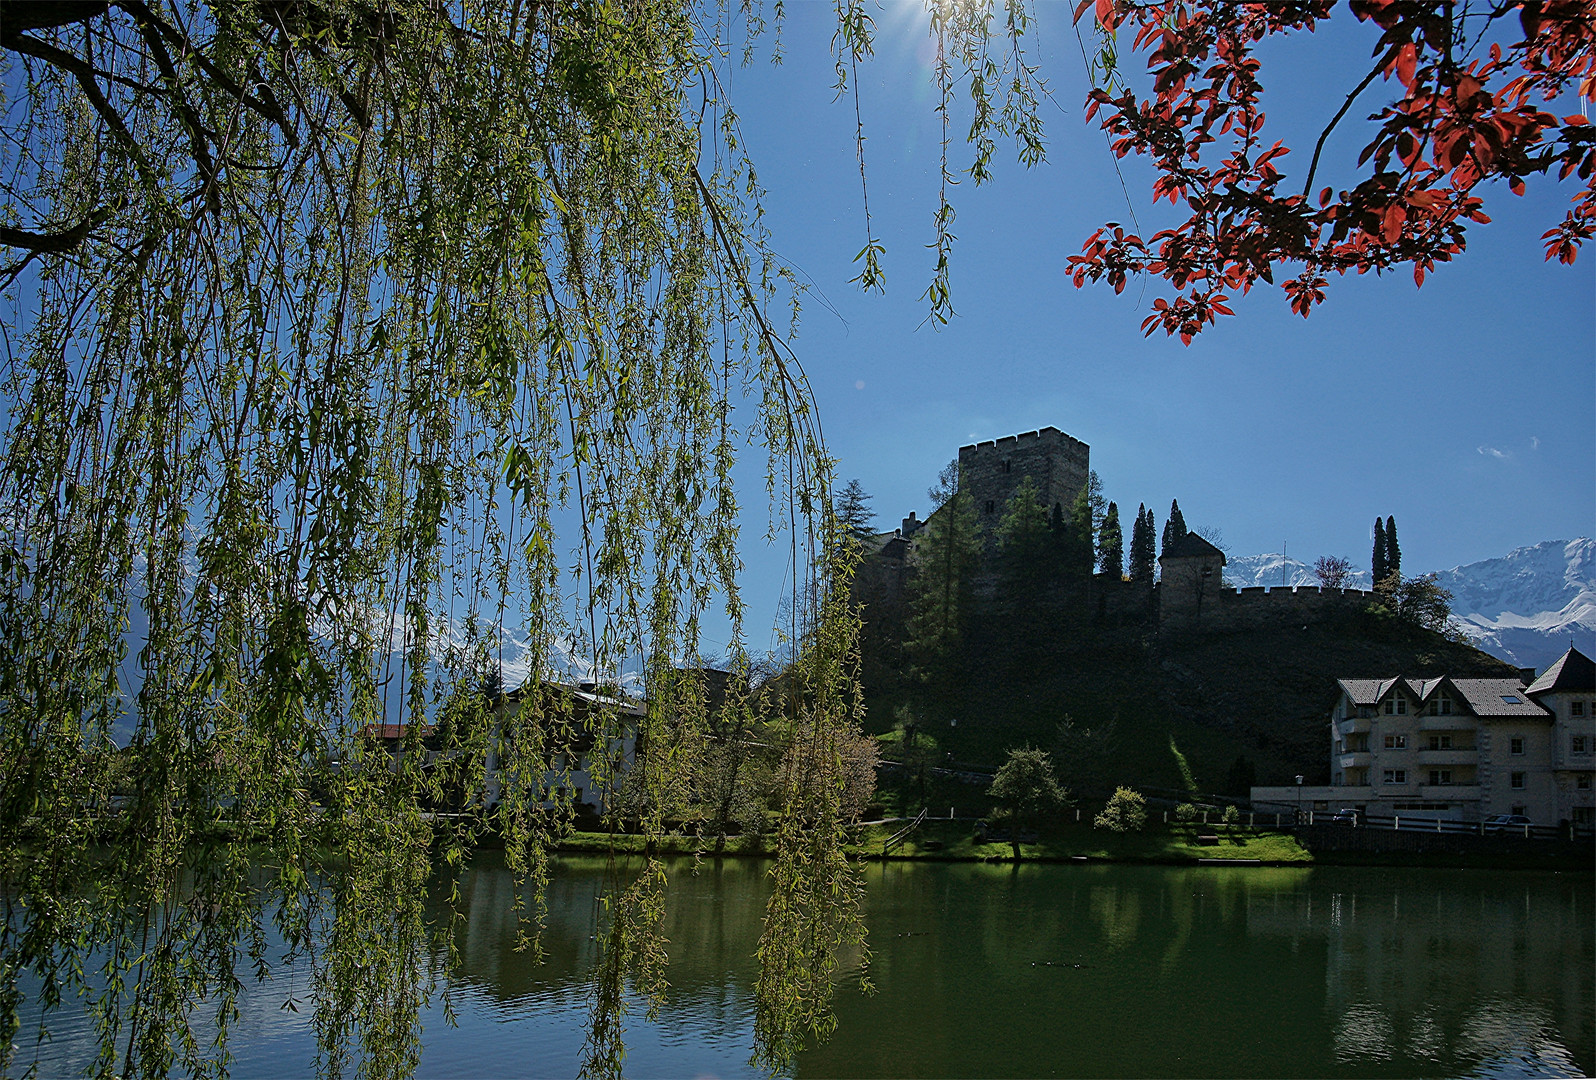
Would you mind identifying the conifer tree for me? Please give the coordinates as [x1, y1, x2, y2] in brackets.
[836, 480, 875, 541]
[1066, 483, 1097, 575]
[1372, 517, 1389, 585]
[997, 475, 1053, 583]
[1162, 499, 1188, 554]
[1385, 516, 1401, 580]
[903, 464, 982, 693]
[1129, 505, 1156, 583]
[1098, 502, 1124, 578]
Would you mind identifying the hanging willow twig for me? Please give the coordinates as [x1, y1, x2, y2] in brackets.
[0, 2, 877, 1076]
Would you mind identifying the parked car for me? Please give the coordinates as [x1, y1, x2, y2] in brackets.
[1330, 809, 1358, 826]
[1483, 814, 1534, 833]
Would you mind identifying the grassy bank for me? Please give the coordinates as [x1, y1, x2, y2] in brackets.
[545, 821, 1592, 872]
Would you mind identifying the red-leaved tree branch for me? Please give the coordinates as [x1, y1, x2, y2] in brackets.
[1067, 0, 1595, 343]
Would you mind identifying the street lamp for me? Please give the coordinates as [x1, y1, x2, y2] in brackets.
[1295, 775, 1304, 825]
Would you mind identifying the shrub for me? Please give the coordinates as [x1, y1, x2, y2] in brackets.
[1094, 786, 1148, 833]
[1175, 802, 1200, 823]
[1222, 804, 1240, 826]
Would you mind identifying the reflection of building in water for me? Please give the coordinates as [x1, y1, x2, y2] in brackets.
[1317, 876, 1593, 1072]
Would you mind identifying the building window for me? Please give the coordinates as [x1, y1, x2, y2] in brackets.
[1574, 807, 1594, 824]
[1510, 772, 1525, 789]
[1384, 699, 1394, 714]
[1573, 701, 1586, 717]
[1510, 737, 1524, 755]
[1428, 770, 1452, 786]
[1501, 694, 1522, 705]
[1396, 698, 1407, 715]
[1441, 698, 1452, 715]
[1573, 736, 1590, 755]
[1428, 735, 1453, 750]
[1347, 734, 1369, 752]
[1577, 775, 1592, 791]
[1383, 769, 1407, 784]
[1002, 460, 1012, 473]
[1384, 734, 1407, 750]
[1511, 804, 1527, 817]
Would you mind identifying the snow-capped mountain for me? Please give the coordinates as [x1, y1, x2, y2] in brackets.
[1225, 553, 1372, 591]
[1226, 539, 1595, 672]
[1436, 539, 1595, 671]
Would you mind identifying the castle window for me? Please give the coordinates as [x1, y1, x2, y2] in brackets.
[1572, 736, 1589, 755]
[1573, 701, 1586, 716]
[1002, 459, 1012, 473]
[1510, 771, 1525, 789]
[1510, 736, 1524, 755]
[984, 500, 995, 515]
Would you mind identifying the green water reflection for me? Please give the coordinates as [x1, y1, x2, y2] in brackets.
[14, 856, 1593, 1078]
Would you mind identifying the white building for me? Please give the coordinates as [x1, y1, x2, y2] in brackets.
[1252, 646, 1594, 826]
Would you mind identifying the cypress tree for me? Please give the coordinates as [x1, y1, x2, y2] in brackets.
[1372, 517, 1389, 585]
[1162, 499, 1188, 554]
[1098, 502, 1124, 577]
[1129, 505, 1156, 582]
[1385, 515, 1400, 580]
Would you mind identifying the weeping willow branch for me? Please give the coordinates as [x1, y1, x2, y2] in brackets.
[0, 2, 867, 1077]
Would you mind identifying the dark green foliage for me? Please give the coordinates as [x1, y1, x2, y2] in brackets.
[1162, 500, 1188, 554]
[1065, 483, 1096, 575]
[1385, 516, 1400, 579]
[987, 747, 1068, 859]
[1129, 504, 1156, 583]
[903, 465, 982, 702]
[995, 475, 1054, 586]
[1097, 502, 1124, 577]
[1372, 572, 1455, 633]
[1225, 755, 1257, 796]
[1372, 517, 1389, 585]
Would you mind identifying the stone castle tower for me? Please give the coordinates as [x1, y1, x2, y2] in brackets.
[958, 426, 1090, 530]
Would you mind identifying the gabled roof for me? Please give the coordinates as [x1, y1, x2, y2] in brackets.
[1447, 678, 1549, 718]
[1338, 678, 1399, 706]
[1160, 533, 1226, 562]
[1525, 646, 1595, 695]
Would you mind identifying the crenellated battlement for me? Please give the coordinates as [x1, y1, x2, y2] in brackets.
[958, 425, 1089, 531]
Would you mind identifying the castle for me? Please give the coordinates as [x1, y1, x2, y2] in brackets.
[958, 426, 1090, 526]
[861, 425, 1378, 635]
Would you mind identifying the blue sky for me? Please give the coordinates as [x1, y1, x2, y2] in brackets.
[706, 1, 1595, 657]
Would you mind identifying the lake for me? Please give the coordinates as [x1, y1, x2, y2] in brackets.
[11, 855, 1592, 1078]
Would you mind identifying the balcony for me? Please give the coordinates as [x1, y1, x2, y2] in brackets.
[1417, 748, 1477, 766]
[1337, 716, 1372, 735]
[1416, 784, 1481, 800]
[1419, 715, 1477, 732]
[1339, 752, 1372, 769]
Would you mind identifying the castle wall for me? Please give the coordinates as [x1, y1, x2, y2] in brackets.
[957, 427, 1089, 532]
[1162, 583, 1375, 634]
